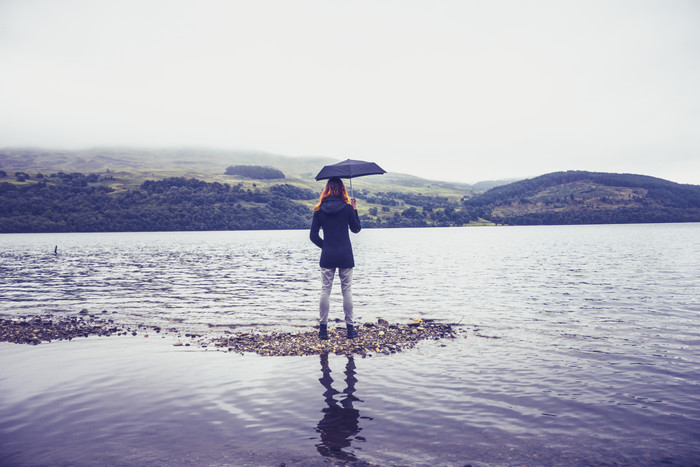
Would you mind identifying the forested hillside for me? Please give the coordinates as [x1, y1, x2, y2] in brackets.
[464, 171, 700, 225]
[0, 147, 486, 232]
[2, 160, 698, 232]
[0, 176, 314, 232]
[0, 172, 481, 233]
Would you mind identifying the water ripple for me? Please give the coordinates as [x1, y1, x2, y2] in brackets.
[1, 224, 699, 465]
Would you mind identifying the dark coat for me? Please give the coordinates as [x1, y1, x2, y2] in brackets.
[310, 196, 361, 269]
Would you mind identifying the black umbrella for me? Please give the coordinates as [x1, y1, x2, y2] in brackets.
[315, 159, 386, 197]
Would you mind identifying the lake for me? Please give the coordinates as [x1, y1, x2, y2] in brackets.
[1, 224, 699, 466]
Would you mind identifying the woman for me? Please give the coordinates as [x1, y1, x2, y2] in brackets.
[310, 177, 361, 340]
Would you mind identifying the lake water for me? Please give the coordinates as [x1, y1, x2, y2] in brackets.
[1, 224, 699, 466]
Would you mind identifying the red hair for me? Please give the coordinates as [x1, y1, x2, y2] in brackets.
[314, 178, 350, 211]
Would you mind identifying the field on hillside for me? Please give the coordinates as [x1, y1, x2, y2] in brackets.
[0, 148, 490, 232]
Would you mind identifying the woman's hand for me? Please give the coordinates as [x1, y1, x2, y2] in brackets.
[351, 198, 357, 210]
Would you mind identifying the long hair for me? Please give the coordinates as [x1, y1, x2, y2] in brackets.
[314, 178, 350, 211]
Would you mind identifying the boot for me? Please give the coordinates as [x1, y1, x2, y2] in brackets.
[318, 323, 329, 340]
[346, 324, 358, 339]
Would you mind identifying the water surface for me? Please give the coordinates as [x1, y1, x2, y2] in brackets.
[1, 224, 699, 465]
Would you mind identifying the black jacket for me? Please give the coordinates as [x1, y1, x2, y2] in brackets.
[310, 196, 362, 268]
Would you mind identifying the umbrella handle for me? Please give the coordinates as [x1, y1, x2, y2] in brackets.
[349, 178, 354, 199]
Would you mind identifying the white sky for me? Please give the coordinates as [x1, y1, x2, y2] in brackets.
[1, 0, 699, 184]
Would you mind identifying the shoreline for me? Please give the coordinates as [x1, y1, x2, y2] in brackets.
[0, 314, 460, 357]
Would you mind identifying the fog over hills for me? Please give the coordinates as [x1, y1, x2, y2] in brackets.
[0, 146, 496, 195]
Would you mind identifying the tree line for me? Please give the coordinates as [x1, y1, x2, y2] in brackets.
[0, 173, 482, 232]
[0, 177, 313, 233]
[3, 170, 697, 232]
[225, 165, 285, 179]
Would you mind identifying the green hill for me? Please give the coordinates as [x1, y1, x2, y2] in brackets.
[3, 149, 698, 232]
[0, 146, 478, 197]
[465, 171, 700, 225]
[0, 147, 486, 232]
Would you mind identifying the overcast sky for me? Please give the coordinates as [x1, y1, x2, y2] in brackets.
[1, 0, 699, 184]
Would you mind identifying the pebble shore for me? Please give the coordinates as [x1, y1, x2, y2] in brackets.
[1, 313, 459, 357]
[214, 319, 457, 356]
[0, 315, 124, 345]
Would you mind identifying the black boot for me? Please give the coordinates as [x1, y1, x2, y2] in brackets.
[346, 324, 357, 339]
[318, 323, 329, 340]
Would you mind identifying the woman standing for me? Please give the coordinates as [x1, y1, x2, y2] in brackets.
[310, 178, 361, 340]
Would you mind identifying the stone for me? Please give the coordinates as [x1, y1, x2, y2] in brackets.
[212, 319, 459, 357]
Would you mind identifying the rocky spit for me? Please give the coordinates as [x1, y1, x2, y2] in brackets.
[0, 315, 124, 345]
[214, 319, 458, 357]
[0, 313, 460, 357]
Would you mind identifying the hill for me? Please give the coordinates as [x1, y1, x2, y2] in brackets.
[464, 171, 700, 225]
[0, 147, 490, 232]
[0, 146, 479, 196]
[3, 148, 697, 231]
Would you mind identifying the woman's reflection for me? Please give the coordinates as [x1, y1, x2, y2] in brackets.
[315, 353, 369, 461]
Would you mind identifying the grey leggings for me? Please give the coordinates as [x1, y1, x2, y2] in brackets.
[319, 267, 353, 325]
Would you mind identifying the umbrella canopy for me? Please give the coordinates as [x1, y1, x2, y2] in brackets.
[315, 159, 386, 181]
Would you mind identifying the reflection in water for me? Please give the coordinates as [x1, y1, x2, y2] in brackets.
[315, 353, 370, 461]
